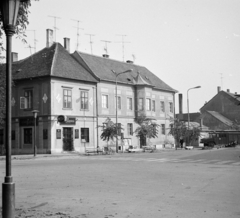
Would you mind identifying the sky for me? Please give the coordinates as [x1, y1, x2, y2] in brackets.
[3, 0, 240, 114]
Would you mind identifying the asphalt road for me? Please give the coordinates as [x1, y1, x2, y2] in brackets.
[0, 147, 240, 218]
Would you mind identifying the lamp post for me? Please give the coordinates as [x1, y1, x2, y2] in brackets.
[0, 0, 29, 217]
[32, 110, 39, 157]
[187, 86, 201, 145]
[111, 69, 133, 153]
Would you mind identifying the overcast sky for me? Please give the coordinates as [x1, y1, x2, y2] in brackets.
[4, 0, 240, 113]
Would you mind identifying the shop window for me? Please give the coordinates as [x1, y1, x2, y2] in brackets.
[24, 128, 32, 144]
[81, 128, 89, 142]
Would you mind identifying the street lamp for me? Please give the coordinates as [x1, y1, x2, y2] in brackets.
[187, 86, 201, 145]
[32, 110, 39, 157]
[111, 69, 133, 153]
[0, 0, 29, 217]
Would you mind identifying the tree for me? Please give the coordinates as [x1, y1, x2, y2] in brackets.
[0, 1, 31, 53]
[99, 117, 123, 147]
[0, 1, 31, 124]
[168, 117, 201, 148]
[134, 113, 160, 147]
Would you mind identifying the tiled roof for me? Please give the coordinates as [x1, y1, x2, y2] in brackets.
[3, 43, 98, 83]
[72, 51, 177, 92]
[207, 111, 233, 126]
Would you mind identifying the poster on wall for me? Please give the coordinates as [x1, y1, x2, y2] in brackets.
[56, 129, 61, 139]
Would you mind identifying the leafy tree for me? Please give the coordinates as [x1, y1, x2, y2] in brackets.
[99, 117, 123, 146]
[0, 1, 31, 52]
[134, 113, 160, 147]
[0, 1, 31, 124]
[168, 117, 201, 148]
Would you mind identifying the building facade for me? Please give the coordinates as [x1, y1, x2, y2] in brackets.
[0, 32, 177, 154]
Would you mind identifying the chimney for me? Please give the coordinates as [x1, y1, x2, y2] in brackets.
[64, 37, 70, 53]
[46, 29, 54, 48]
[217, 86, 221, 93]
[102, 54, 109, 58]
[227, 89, 230, 93]
[126, 60, 133, 64]
[12, 52, 18, 62]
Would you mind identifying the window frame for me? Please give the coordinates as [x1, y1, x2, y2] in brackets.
[160, 101, 165, 112]
[127, 123, 133, 136]
[146, 98, 151, 111]
[161, 124, 165, 135]
[138, 98, 143, 111]
[115, 96, 121, 110]
[102, 94, 108, 109]
[63, 89, 72, 109]
[81, 128, 89, 143]
[169, 102, 173, 113]
[127, 97, 133, 110]
[152, 100, 155, 112]
[20, 89, 33, 110]
[80, 90, 89, 110]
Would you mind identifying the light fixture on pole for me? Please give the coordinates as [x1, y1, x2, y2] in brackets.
[111, 69, 133, 153]
[187, 86, 201, 145]
[32, 110, 39, 157]
[0, 0, 29, 217]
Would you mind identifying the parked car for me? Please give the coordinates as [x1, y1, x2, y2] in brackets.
[200, 137, 216, 148]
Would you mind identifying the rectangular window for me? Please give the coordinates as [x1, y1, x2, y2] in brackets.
[160, 101, 165, 112]
[127, 123, 133, 135]
[63, 89, 72, 109]
[43, 129, 48, 140]
[56, 129, 61, 139]
[115, 96, 121, 109]
[117, 123, 121, 135]
[0, 129, 4, 144]
[81, 128, 89, 142]
[146, 98, 151, 111]
[80, 91, 89, 110]
[127, 98, 133, 110]
[11, 130, 15, 140]
[152, 100, 155, 112]
[102, 95, 108, 108]
[138, 98, 143, 111]
[24, 128, 32, 144]
[20, 90, 33, 109]
[161, 124, 165, 135]
[169, 102, 173, 113]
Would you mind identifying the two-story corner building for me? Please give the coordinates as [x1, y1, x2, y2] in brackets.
[71, 51, 177, 149]
[0, 41, 98, 155]
[0, 30, 177, 155]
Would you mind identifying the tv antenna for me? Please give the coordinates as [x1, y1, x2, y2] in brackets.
[115, 34, 130, 61]
[48, 15, 61, 42]
[85, 34, 95, 54]
[72, 19, 84, 50]
[27, 29, 37, 53]
[101, 40, 111, 55]
[220, 73, 224, 89]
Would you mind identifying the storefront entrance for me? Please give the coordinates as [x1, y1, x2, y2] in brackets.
[63, 127, 74, 151]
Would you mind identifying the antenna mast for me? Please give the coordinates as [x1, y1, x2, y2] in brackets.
[116, 34, 130, 61]
[27, 29, 37, 53]
[86, 34, 95, 54]
[72, 19, 84, 50]
[48, 15, 61, 42]
[101, 40, 111, 55]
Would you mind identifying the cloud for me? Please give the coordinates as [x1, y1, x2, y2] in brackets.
[233, 33, 240, 37]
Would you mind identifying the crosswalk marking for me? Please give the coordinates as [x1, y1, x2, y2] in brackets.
[84, 156, 240, 166]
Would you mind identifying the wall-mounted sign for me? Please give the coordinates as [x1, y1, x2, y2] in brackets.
[57, 115, 76, 125]
[56, 129, 61, 139]
[19, 117, 38, 126]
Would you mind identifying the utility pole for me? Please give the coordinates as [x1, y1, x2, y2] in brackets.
[27, 30, 37, 53]
[101, 40, 111, 55]
[72, 19, 84, 50]
[48, 15, 61, 42]
[115, 34, 130, 61]
[86, 34, 95, 54]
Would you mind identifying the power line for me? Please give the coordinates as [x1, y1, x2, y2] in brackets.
[48, 15, 61, 42]
[85, 34, 95, 54]
[72, 19, 84, 50]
